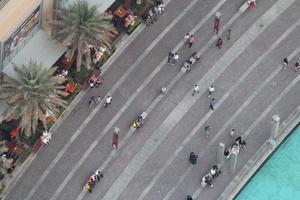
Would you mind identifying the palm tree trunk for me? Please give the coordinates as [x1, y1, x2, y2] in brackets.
[76, 49, 82, 72]
[85, 49, 92, 70]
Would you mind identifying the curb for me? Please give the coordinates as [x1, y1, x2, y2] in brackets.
[0, 23, 145, 200]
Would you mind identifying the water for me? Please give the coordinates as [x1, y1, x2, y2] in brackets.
[235, 125, 300, 200]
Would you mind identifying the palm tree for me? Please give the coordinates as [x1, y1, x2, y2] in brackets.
[0, 61, 67, 137]
[50, 0, 117, 72]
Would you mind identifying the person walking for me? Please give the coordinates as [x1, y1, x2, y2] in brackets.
[189, 152, 198, 165]
[172, 53, 179, 65]
[89, 96, 96, 108]
[95, 170, 103, 181]
[184, 33, 190, 41]
[104, 96, 112, 108]
[208, 85, 215, 98]
[282, 57, 288, 70]
[216, 38, 223, 49]
[188, 35, 195, 48]
[229, 129, 235, 137]
[187, 195, 193, 200]
[294, 61, 300, 72]
[96, 96, 101, 105]
[167, 52, 174, 63]
[227, 29, 232, 40]
[209, 97, 215, 110]
[204, 125, 211, 137]
[192, 84, 200, 96]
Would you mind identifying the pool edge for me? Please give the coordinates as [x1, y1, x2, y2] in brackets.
[218, 105, 300, 200]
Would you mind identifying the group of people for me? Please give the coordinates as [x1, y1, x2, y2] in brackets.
[85, 170, 104, 193]
[201, 165, 221, 188]
[88, 95, 112, 108]
[143, 1, 166, 24]
[224, 136, 247, 159]
[88, 74, 103, 88]
[283, 57, 300, 72]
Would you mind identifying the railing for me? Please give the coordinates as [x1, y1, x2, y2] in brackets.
[218, 105, 300, 199]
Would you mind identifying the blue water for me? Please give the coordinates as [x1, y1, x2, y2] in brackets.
[235, 125, 300, 200]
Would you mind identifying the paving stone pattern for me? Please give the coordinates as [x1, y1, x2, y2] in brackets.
[4, 0, 300, 199]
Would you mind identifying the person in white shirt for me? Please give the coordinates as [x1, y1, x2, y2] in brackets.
[208, 85, 215, 98]
[172, 53, 179, 65]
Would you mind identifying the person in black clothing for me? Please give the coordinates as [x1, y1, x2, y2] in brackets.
[189, 152, 198, 165]
[187, 195, 193, 200]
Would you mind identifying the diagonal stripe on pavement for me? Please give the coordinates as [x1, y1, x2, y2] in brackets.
[100, 0, 292, 199]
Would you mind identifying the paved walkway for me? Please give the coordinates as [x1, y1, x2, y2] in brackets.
[3, 0, 300, 199]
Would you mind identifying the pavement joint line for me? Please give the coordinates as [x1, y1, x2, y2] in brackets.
[1, 4, 146, 200]
[139, 10, 300, 200]
[101, 0, 276, 198]
[46, 0, 213, 199]
[25, 4, 191, 198]
[163, 167, 193, 200]
[72, 0, 232, 198]
[195, 48, 300, 200]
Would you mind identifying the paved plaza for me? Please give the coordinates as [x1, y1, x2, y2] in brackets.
[3, 0, 300, 199]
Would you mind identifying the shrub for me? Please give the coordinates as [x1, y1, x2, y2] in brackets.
[18, 149, 31, 164]
[0, 182, 5, 195]
[69, 66, 90, 83]
[127, 18, 142, 34]
[132, 0, 147, 9]
[19, 129, 40, 146]
[95, 47, 116, 69]
[45, 119, 56, 130]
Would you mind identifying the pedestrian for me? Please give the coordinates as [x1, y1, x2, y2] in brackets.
[172, 53, 179, 65]
[95, 170, 103, 181]
[204, 125, 211, 137]
[209, 97, 215, 110]
[104, 96, 112, 108]
[167, 52, 174, 63]
[95, 78, 103, 87]
[208, 85, 215, 98]
[295, 61, 300, 72]
[189, 152, 198, 165]
[89, 96, 96, 108]
[192, 84, 200, 96]
[187, 195, 193, 200]
[229, 129, 235, 137]
[184, 33, 190, 42]
[85, 183, 92, 193]
[188, 35, 195, 48]
[216, 38, 222, 49]
[96, 96, 101, 105]
[282, 57, 288, 70]
[227, 29, 232, 40]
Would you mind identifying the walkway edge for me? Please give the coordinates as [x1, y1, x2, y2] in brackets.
[0, 24, 145, 200]
[218, 105, 300, 200]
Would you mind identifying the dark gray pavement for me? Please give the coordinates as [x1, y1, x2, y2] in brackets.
[4, 0, 300, 200]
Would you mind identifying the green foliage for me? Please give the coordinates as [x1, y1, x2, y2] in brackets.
[132, 0, 148, 9]
[95, 47, 116, 69]
[45, 119, 56, 130]
[70, 66, 90, 83]
[0, 122, 13, 132]
[50, 0, 117, 71]
[19, 129, 40, 146]
[66, 85, 82, 104]
[127, 18, 142, 35]
[18, 149, 31, 164]
[0, 182, 5, 195]
[0, 61, 67, 137]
